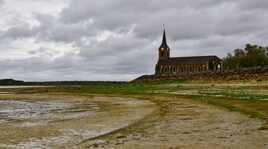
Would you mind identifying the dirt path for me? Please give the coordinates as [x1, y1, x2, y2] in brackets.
[82, 96, 268, 149]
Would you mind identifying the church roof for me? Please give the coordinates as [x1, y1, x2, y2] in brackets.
[158, 56, 222, 65]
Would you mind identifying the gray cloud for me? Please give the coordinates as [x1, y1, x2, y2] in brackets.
[238, 0, 268, 11]
[1, 23, 37, 40]
[0, 0, 268, 81]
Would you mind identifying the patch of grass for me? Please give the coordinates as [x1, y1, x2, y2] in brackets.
[22, 82, 182, 95]
[188, 94, 268, 129]
[198, 89, 268, 100]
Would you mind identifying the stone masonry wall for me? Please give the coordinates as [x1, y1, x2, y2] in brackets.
[133, 66, 268, 83]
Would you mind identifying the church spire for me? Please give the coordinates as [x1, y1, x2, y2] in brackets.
[162, 28, 167, 46]
[158, 26, 170, 60]
[159, 25, 169, 49]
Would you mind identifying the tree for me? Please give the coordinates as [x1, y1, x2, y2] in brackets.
[223, 44, 268, 69]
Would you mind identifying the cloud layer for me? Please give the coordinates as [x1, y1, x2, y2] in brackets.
[0, 0, 267, 81]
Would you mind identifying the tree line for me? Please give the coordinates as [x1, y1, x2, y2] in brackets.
[223, 44, 268, 69]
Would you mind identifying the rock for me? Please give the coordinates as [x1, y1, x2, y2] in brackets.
[91, 140, 108, 148]
[116, 133, 126, 139]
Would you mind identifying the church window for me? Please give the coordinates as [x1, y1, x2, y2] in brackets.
[217, 64, 221, 69]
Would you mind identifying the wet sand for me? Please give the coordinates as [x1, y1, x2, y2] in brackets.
[0, 95, 156, 149]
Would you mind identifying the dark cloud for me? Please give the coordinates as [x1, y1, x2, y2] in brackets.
[0, 0, 268, 81]
[238, 0, 268, 11]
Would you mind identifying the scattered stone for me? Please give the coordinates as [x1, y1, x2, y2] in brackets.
[91, 140, 108, 148]
[116, 134, 126, 139]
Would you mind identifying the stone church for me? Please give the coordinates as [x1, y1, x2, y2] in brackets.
[155, 30, 223, 76]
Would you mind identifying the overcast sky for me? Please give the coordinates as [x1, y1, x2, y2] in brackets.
[0, 0, 267, 81]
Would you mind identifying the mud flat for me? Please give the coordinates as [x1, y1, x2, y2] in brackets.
[0, 93, 268, 149]
[0, 94, 156, 149]
[81, 96, 268, 149]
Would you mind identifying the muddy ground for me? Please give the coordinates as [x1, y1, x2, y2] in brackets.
[0, 95, 155, 149]
[81, 96, 268, 149]
[0, 93, 267, 149]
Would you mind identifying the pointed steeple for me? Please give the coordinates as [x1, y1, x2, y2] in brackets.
[162, 29, 167, 46]
[159, 26, 169, 49]
[158, 26, 170, 60]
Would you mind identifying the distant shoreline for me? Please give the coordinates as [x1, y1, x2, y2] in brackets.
[0, 86, 54, 88]
[0, 79, 127, 86]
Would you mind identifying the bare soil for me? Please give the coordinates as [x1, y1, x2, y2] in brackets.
[81, 96, 268, 149]
[0, 93, 267, 149]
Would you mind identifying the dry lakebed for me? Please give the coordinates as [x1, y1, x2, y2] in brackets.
[0, 93, 267, 149]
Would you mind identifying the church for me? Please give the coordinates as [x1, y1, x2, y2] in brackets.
[155, 30, 223, 76]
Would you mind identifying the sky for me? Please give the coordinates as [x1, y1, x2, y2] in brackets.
[0, 0, 267, 81]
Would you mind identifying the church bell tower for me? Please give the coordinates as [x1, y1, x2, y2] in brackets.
[158, 29, 170, 60]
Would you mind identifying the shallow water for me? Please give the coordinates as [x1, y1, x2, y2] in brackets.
[0, 100, 98, 125]
[0, 99, 99, 148]
[0, 96, 155, 149]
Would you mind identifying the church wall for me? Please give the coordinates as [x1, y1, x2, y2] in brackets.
[156, 59, 223, 76]
[134, 66, 268, 83]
